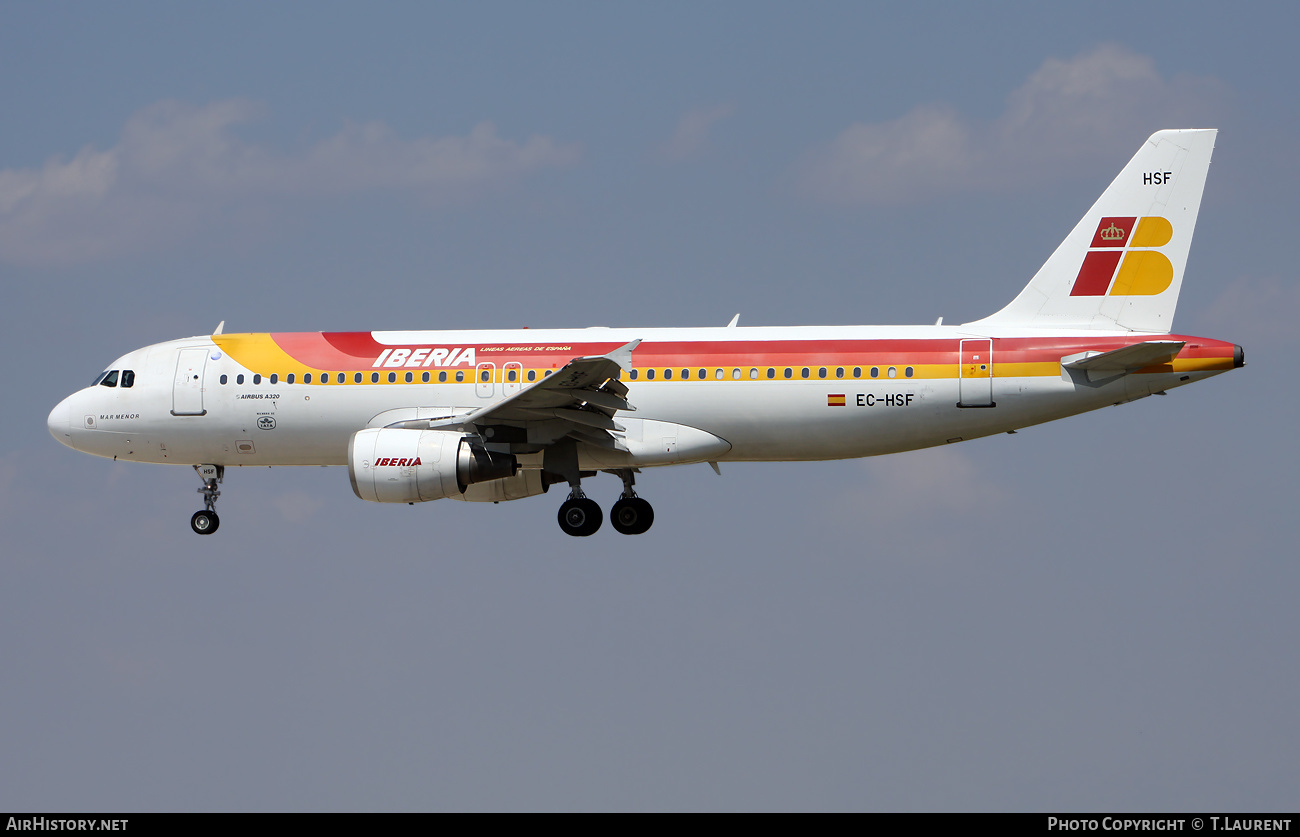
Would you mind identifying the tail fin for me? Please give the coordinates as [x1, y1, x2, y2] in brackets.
[969, 129, 1217, 333]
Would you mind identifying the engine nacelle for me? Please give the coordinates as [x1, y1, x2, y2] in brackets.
[349, 428, 517, 503]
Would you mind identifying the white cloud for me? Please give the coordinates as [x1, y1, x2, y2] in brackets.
[830, 446, 1009, 562]
[0, 100, 582, 266]
[273, 491, 325, 524]
[850, 445, 1007, 524]
[1197, 275, 1300, 347]
[658, 104, 736, 162]
[795, 44, 1229, 205]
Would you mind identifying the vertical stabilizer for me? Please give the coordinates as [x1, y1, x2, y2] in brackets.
[969, 129, 1216, 333]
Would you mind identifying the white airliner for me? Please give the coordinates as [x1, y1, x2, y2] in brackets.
[48, 129, 1242, 536]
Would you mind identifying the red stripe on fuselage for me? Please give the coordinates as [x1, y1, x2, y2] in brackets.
[263, 332, 1237, 371]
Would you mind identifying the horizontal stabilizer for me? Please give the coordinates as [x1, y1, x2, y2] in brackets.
[1062, 340, 1184, 382]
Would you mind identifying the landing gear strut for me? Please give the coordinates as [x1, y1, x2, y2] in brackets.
[609, 469, 653, 536]
[557, 485, 602, 537]
[191, 464, 223, 535]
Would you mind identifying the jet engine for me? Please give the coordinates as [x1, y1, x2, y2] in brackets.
[349, 428, 518, 503]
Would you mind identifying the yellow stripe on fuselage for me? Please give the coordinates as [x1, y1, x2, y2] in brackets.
[210, 335, 1234, 385]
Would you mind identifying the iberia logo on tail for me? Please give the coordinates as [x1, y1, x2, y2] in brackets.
[1070, 216, 1174, 297]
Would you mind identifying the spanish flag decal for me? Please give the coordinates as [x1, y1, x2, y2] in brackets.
[828, 394, 846, 407]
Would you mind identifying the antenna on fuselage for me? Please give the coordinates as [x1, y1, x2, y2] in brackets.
[212, 321, 225, 335]
[726, 314, 739, 328]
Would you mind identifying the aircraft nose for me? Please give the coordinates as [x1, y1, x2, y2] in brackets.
[48, 395, 73, 446]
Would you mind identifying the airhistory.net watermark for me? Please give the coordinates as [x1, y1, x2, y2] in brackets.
[6, 819, 128, 831]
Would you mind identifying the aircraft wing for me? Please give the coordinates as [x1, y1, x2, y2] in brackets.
[389, 340, 640, 448]
[1062, 340, 1185, 382]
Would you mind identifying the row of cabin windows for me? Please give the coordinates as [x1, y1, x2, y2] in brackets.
[94, 369, 135, 388]
[217, 369, 556, 385]
[215, 366, 915, 386]
[626, 366, 914, 381]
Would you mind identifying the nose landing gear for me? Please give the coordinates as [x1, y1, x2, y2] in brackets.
[190, 464, 223, 535]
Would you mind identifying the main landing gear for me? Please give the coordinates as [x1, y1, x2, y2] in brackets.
[555, 469, 654, 537]
[558, 486, 602, 537]
[190, 464, 223, 535]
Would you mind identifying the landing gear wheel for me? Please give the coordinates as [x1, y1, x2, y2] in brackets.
[191, 509, 220, 535]
[610, 497, 654, 535]
[558, 497, 603, 537]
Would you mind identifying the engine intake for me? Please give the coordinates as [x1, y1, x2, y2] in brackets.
[349, 428, 518, 503]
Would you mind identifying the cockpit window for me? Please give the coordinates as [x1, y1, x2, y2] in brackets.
[99, 370, 119, 388]
[120, 370, 135, 388]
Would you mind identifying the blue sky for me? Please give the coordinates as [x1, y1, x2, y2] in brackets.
[2, 2, 1297, 811]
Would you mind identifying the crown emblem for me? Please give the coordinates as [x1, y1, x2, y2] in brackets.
[1100, 222, 1126, 241]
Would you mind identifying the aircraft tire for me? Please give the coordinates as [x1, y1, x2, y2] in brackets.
[610, 497, 654, 535]
[558, 498, 602, 537]
[191, 510, 220, 535]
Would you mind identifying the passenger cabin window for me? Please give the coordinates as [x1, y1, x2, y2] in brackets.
[253, 374, 262, 384]
[354, 373, 363, 383]
[121, 370, 135, 388]
[405, 372, 413, 383]
[99, 370, 119, 388]
[270, 374, 278, 384]
[220, 374, 228, 385]
[455, 371, 465, 382]
[664, 369, 673, 380]
[336, 373, 345, 384]
[237, 374, 245, 384]
[287, 373, 295, 384]
[439, 371, 447, 383]
[388, 372, 397, 383]
[646, 369, 655, 380]
[527, 370, 537, 381]
[421, 371, 430, 383]
[628, 370, 638, 380]
[304, 373, 312, 384]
